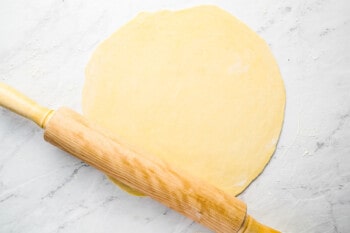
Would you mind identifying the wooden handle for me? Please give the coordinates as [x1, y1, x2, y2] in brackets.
[0, 82, 53, 128]
[238, 216, 279, 233]
[44, 107, 279, 233]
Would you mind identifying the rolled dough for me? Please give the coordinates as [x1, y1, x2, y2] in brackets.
[82, 5, 285, 196]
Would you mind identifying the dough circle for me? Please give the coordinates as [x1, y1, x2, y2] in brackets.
[82, 6, 285, 196]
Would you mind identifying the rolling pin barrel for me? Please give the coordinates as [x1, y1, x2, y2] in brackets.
[44, 107, 247, 232]
[0, 82, 279, 232]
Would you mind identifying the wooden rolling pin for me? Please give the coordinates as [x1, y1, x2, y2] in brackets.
[0, 82, 279, 233]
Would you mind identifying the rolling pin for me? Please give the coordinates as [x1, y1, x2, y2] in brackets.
[0, 82, 279, 233]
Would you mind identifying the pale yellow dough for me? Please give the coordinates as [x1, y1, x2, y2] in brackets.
[82, 6, 285, 196]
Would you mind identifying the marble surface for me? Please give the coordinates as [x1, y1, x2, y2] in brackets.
[0, 0, 349, 232]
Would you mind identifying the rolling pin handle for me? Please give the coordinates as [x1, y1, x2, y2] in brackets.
[238, 216, 280, 233]
[0, 82, 54, 128]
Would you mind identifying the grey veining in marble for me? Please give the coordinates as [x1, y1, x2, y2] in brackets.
[1, 0, 349, 232]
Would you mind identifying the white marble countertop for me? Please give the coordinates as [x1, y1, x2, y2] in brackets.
[0, 0, 349, 232]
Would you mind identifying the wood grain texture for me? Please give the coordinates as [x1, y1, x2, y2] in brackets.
[44, 107, 248, 232]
